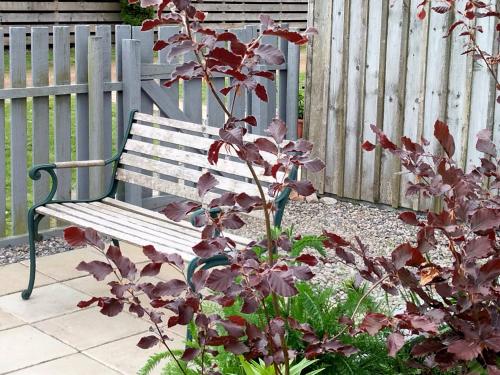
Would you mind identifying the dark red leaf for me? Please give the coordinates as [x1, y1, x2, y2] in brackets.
[153, 40, 168, 51]
[197, 172, 219, 198]
[216, 32, 237, 42]
[255, 43, 285, 65]
[142, 245, 184, 269]
[206, 268, 236, 292]
[387, 332, 405, 357]
[286, 179, 315, 196]
[399, 211, 420, 226]
[181, 347, 200, 361]
[106, 245, 137, 280]
[222, 213, 245, 229]
[471, 208, 500, 232]
[303, 158, 326, 172]
[100, 298, 124, 317]
[479, 258, 500, 283]
[447, 340, 482, 361]
[64, 227, 86, 247]
[254, 137, 278, 155]
[362, 140, 376, 151]
[220, 86, 232, 96]
[417, 7, 427, 20]
[219, 127, 244, 146]
[76, 261, 113, 281]
[265, 118, 286, 144]
[162, 201, 201, 221]
[370, 124, 397, 151]
[434, 120, 455, 157]
[263, 29, 308, 45]
[296, 254, 318, 266]
[392, 243, 426, 269]
[208, 140, 224, 165]
[359, 313, 390, 335]
[77, 297, 101, 309]
[255, 83, 268, 102]
[241, 115, 257, 126]
[235, 193, 262, 210]
[152, 279, 187, 297]
[137, 335, 159, 349]
[192, 238, 227, 258]
[140, 262, 162, 277]
[207, 47, 242, 69]
[267, 270, 298, 297]
[253, 71, 275, 80]
[476, 129, 497, 157]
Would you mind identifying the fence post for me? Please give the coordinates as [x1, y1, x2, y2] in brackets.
[88, 36, 105, 197]
[122, 39, 142, 206]
[286, 35, 300, 140]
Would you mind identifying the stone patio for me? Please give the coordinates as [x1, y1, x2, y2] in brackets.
[0, 244, 185, 374]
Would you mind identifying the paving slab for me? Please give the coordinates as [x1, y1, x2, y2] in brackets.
[0, 325, 76, 374]
[0, 263, 55, 297]
[8, 353, 120, 375]
[34, 306, 151, 350]
[21, 247, 105, 282]
[84, 331, 184, 375]
[0, 283, 88, 323]
[0, 308, 24, 331]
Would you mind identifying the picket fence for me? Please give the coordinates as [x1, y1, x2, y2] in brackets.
[0, 24, 301, 245]
[305, 0, 499, 211]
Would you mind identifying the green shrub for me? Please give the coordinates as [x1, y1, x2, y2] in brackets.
[120, 0, 154, 26]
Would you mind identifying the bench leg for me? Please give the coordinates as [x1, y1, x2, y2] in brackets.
[22, 210, 41, 300]
[112, 238, 119, 247]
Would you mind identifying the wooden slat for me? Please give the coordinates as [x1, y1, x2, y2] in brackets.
[62, 203, 196, 253]
[75, 25, 90, 200]
[121, 39, 142, 206]
[360, 0, 386, 203]
[96, 25, 113, 182]
[115, 168, 220, 203]
[36, 205, 194, 260]
[129, 122, 277, 165]
[9, 27, 28, 234]
[285, 32, 300, 139]
[158, 26, 181, 119]
[379, 1, 409, 207]
[343, 0, 368, 199]
[466, 13, 497, 171]
[1, 2, 121, 12]
[54, 26, 72, 201]
[0, 82, 122, 100]
[400, 0, 428, 209]
[119, 153, 261, 196]
[0, 34, 5, 236]
[31, 27, 50, 220]
[0, 13, 121, 23]
[124, 138, 281, 183]
[88, 36, 105, 197]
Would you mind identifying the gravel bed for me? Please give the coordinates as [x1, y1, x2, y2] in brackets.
[0, 236, 75, 265]
[0, 197, 449, 311]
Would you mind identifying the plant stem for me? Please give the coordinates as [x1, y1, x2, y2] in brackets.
[152, 320, 188, 375]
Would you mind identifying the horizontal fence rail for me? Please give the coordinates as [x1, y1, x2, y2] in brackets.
[305, 0, 500, 211]
[0, 0, 309, 42]
[0, 23, 302, 245]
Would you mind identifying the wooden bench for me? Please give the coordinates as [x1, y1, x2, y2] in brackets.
[23, 111, 296, 299]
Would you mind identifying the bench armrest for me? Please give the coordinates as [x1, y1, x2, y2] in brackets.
[54, 160, 107, 168]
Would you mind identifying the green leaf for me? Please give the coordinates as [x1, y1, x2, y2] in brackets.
[291, 235, 326, 257]
[138, 352, 171, 375]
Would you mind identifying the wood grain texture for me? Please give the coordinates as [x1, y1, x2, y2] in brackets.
[0, 35, 5, 236]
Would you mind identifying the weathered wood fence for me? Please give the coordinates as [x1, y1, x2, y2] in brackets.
[0, 24, 301, 245]
[0, 0, 309, 38]
[305, 0, 499, 210]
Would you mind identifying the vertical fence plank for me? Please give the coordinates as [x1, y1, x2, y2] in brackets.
[263, 35, 278, 125]
[0, 34, 5, 236]
[132, 27, 153, 199]
[400, 0, 428, 209]
[323, 0, 346, 195]
[75, 25, 90, 200]
[159, 26, 181, 119]
[285, 35, 300, 140]
[360, 0, 386, 203]
[379, 0, 409, 207]
[466, 13, 497, 171]
[122, 39, 142, 205]
[278, 26, 288, 123]
[115, 25, 131, 147]
[9, 27, 28, 234]
[31, 27, 50, 231]
[115, 25, 131, 202]
[96, 25, 113, 181]
[343, 0, 368, 199]
[54, 26, 72, 201]
[88, 36, 105, 197]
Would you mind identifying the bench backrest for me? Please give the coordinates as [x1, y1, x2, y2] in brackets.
[115, 112, 286, 203]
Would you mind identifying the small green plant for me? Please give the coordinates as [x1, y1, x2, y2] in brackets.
[119, 0, 154, 26]
[297, 89, 305, 120]
[240, 357, 324, 375]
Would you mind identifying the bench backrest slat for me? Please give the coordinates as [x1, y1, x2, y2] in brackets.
[116, 112, 284, 202]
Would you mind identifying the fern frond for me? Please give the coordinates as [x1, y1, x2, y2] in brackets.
[138, 352, 171, 375]
[291, 235, 326, 257]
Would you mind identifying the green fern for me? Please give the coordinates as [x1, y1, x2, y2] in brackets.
[138, 352, 171, 375]
[291, 235, 326, 257]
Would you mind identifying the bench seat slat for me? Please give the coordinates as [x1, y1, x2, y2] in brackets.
[36, 205, 195, 260]
[62, 202, 197, 248]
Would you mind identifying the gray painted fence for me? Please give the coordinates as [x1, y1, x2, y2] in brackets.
[0, 24, 301, 246]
